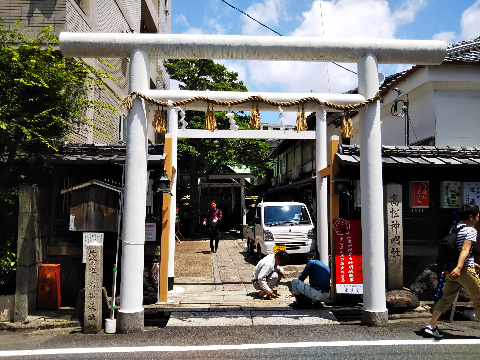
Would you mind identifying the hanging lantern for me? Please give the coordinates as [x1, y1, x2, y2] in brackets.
[152, 170, 172, 195]
[333, 173, 349, 195]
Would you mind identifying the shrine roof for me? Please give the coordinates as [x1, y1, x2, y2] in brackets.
[337, 144, 480, 167]
[44, 143, 165, 164]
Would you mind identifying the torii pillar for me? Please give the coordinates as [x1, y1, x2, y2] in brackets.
[358, 54, 388, 326]
[117, 49, 149, 333]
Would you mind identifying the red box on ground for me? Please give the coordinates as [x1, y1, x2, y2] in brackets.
[37, 264, 61, 309]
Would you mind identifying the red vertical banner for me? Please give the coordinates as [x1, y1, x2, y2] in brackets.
[409, 181, 429, 208]
[333, 219, 363, 294]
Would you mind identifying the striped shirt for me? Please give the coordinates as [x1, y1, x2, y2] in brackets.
[455, 224, 477, 268]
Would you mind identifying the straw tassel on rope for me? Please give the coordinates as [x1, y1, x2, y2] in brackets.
[119, 94, 134, 111]
[154, 107, 168, 134]
[205, 103, 217, 131]
[250, 102, 262, 130]
[340, 115, 354, 139]
[296, 104, 307, 132]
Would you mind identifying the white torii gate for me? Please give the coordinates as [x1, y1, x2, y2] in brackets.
[60, 33, 445, 333]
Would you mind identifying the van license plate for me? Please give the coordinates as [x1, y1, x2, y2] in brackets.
[274, 245, 286, 253]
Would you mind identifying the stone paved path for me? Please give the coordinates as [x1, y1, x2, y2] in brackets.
[154, 237, 339, 326]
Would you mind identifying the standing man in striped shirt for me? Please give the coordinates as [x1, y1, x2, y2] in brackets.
[425, 203, 480, 338]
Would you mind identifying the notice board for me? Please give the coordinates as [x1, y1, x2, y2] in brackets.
[333, 218, 363, 294]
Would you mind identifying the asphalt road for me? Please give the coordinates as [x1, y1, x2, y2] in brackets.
[2, 237, 479, 359]
[1, 319, 480, 359]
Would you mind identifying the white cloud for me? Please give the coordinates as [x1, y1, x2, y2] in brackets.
[292, 0, 395, 39]
[241, 0, 288, 35]
[241, 0, 421, 98]
[391, 0, 427, 27]
[174, 14, 189, 27]
[432, 31, 458, 44]
[182, 27, 205, 35]
[216, 60, 249, 85]
[461, 0, 480, 40]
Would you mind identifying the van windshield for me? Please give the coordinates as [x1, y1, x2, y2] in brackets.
[264, 205, 311, 226]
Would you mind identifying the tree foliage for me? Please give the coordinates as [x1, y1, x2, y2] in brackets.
[164, 59, 271, 177]
[164, 59, 271, 235]
[0, 21, 118, 180]
[0, 22, 119, 292]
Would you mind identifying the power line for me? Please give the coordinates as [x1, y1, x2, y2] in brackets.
[219, 0, 282, 36]
[219, 0, 357, 75]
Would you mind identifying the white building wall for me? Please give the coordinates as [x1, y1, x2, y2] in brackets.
[1, 0, 171, 144]
[347, 63, 480, 147]
[435, 89, 480, 147]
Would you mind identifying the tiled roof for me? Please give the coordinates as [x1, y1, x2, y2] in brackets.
[445, 37, 480, 62]
[44, 143, 165, 164]
[345, 37, 480, 96]
[337, 144, 480, 167]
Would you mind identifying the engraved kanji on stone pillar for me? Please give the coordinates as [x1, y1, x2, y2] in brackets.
[384, 183, 403, 290]
[84, 241, 103, 334]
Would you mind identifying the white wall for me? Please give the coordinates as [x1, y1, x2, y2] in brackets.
[435, 90, 480, 147]
[345, 63, 480, 147]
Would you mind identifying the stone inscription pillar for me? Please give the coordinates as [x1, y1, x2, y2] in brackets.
[84, 242, 103, 334]
[384, 183, 404, 289]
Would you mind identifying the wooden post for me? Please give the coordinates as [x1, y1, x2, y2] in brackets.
[319, 136, 340, 302]
[159, 138, 172, 302]
[329, 137, 340, 302]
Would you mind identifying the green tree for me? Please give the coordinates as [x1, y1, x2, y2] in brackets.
[0, 21, 118, 180]
[164, 59, 271, 236]
[0, 21, 118, 293]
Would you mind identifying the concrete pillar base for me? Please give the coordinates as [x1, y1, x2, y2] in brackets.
[361, 308, 388, 327]
[117, 310, 144, 333]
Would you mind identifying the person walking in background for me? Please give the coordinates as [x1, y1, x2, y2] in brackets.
[425, 203, 480, 338]
[252, 251, 289, 299]
[291, 251, 331, 308]
[203, 200, 222, 253]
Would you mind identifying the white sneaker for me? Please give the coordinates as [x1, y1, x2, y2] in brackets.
[425, 325, 444, 338]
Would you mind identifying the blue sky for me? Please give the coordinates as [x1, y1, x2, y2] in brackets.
[170, 0, 480, 123]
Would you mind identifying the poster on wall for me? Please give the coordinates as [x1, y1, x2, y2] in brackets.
[463, 182, 480, 207]
[145, 223, 156, 242]
[409, 181, 429, 208]
[333, 218, 363, 294]
[440, 181, 462, 208]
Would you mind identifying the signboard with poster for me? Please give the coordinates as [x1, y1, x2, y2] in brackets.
[333, 218, 363, 294]
[409, 181, 429, 208]
[145, 223, 156, 242]
[463, 182, 480, 207]
[440, 181, 462, 209]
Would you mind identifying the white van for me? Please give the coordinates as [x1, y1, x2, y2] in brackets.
[245, 201, 315, 257]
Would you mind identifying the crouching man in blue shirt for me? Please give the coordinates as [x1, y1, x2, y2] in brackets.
[291, 251, 330, 307]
